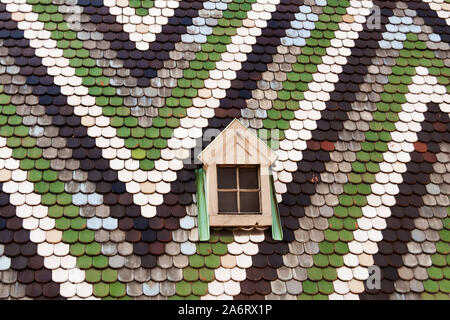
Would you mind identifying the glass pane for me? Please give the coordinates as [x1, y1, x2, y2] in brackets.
[217, 167, 236, 189]
[239, 191, 260, 213]
[218, 191, 238, 213]
[239, 167, 259, 189]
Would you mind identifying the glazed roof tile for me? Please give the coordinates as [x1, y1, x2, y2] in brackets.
[0, 0, 447, 300]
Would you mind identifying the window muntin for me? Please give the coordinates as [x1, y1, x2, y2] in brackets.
[217, 165, 261, 214]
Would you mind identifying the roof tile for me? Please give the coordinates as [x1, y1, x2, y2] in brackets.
[0, 0, 447, 300]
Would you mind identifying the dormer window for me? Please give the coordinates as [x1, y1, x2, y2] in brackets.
[196, 119, 283, 240]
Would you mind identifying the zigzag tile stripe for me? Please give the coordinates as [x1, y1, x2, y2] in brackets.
[0, 0, 194, 299]
[18, 0, 287, 210]
[0, 0, 448, 300]
[423, 0, 450, 26]
[103, 0, 180, 50]
[330, 68, 449, 299]
[81, 0, 210, 84]
[391, 105, 450, 300]
[360, 101, 450, 300]
[407, 0, 450, 44]
[173, 0, 374, 297]
[0, 5, 70, 300]
[171, 0, 313, 297]
[0, 186, 65, 299]
[357, 58, 449, 299]
[322, 3, 450, 298]
[0, 3, 140, 299]
[236, 0, 392, 300]
[2, 0, 180, 208]
[0, 143, 95, 299]
[208, 0, 306, 128]
[0, 12, 202, 299]
[271, 1, 371, 202]
[0, 0, 306, 300]
[416, 144, 450, 300]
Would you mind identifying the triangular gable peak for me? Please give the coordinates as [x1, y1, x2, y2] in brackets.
[198, 119, 277, 166]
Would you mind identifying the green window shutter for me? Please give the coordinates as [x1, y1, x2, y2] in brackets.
[195, 168, 210, 241]
[195, 168, 283, 241]
[269, 173, 283, 241]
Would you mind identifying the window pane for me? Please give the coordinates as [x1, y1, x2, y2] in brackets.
[239, 191, 260, 213]
[218, 191, 238, 213]
[217, 167, 236, 189]
[239, 167, 259, 189]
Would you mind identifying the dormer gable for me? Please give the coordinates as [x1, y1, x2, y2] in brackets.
[198, 119, 277, 167]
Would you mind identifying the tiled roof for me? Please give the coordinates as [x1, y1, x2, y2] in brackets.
[0, 0, 448, 300]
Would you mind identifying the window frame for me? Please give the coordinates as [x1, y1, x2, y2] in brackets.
[205, 163, 272, 227]
[216, 165, 261, 215]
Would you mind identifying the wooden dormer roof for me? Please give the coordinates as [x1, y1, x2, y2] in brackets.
[198, 119, 278, 166]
